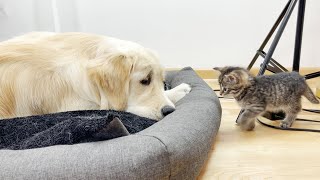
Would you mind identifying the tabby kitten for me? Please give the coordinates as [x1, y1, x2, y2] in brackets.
[214, 66, 319, 131]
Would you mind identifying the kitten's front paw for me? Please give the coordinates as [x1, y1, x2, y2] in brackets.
[166, 83, 191, 104]
[280, 121, 292, 129]
[236, 115, 246, 125]
[240, 121, 256, 131]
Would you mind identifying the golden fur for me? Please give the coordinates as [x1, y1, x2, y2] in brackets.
[0, 32, 191, 120]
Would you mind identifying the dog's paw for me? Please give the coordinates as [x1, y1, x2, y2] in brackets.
[176, 83, 192, 94]
[166, 83, 191, 104]
[172, 83, 192, 102]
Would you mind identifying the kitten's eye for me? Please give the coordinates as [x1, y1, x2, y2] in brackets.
[140, 77, 151, 85]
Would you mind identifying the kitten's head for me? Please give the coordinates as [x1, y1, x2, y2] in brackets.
[213, 66, 253, 96]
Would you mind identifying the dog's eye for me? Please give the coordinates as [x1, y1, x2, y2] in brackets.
[140, 73, 152, 86]
[140, 78, 151, 85]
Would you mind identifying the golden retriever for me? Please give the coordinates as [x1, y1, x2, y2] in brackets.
[0, 32, 191, 120]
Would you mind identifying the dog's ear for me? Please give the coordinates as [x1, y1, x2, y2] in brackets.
[87, 53, 133, 110]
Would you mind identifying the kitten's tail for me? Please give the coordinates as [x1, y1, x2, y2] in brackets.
[304, 85, 319, 104]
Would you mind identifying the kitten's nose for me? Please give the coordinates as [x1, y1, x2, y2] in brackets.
[220, 90, 223, 96]
[161, 105, 175, 117]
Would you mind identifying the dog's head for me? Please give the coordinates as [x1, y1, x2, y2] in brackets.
[87, 47, 174, 120]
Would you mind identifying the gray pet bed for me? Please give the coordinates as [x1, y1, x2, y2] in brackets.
[0, 67, 221, 180]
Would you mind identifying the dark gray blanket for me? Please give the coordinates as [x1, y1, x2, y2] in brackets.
[0, 110, 156, 150]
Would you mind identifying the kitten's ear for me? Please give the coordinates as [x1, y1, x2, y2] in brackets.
[225, 74, 238, 84]
[213, 67, 222, 72]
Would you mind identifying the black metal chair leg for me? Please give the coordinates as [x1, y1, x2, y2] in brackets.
[305, 71, 320, 80]
[292, 0, 306, 72]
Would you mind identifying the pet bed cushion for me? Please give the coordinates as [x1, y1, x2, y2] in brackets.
[0, 110, 156, 150]
[0, 67, 222, 180]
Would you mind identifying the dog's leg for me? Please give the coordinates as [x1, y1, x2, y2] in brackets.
[165, 83, 191, 104]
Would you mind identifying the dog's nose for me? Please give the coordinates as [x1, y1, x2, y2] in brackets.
[161, 105, 175, 117]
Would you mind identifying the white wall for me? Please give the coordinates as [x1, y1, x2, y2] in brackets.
[0, 0, 320, 68]
[0, 0, 55, 40]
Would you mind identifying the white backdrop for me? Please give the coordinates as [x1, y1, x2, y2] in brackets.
[0, 0, 319, 68]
